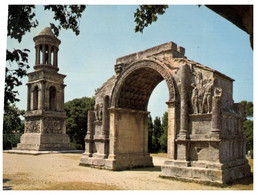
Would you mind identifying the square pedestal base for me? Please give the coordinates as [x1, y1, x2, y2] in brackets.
[161, 159, 251, 184]
[80, 153, 153, 170]
[17, 133, 74, 151]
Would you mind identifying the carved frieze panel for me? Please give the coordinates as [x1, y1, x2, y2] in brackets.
[191, 70, 215, 114]
[25, 119, 40, 133]
[28, 72, 42, 81]
[43, 73, 64, 83]
[43, 117, 64, 134]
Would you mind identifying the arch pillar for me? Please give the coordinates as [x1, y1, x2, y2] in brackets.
[166, 100, 178, 160]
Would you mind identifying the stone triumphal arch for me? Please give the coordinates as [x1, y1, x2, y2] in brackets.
[80, 42, 250, 184]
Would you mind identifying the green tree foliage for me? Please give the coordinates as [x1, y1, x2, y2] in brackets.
[64, 96, 95, 149]
[148, 112, 168, 153]
[159, 112, 168, 152]
[148, 114, 154, 152]
[134, 5, 168, 33]
[241, 101, 253, 157]
[3, 104, 25, 149]
[152, 116, 162, 152]
[5, 5, 86, 109]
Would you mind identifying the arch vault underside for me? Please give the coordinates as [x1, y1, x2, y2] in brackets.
[80, 42, 250, 184]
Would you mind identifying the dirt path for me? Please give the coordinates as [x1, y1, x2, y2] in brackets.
[3, 153, 253, 190]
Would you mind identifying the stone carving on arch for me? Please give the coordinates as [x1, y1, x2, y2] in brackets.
[111, 59, 176, 109]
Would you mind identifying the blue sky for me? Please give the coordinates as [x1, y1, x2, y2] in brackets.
[3, 4, 253, 119]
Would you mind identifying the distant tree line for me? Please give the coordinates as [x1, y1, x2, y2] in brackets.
[3, 99, 253, 159]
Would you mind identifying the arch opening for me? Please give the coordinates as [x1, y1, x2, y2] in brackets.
[108, 66, 173, 168]
[117, 67, 166, 111]
[147, 80, 169, 154]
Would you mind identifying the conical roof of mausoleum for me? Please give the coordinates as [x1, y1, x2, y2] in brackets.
[38, 27, 55, 36]
[33, 27, 61, 45]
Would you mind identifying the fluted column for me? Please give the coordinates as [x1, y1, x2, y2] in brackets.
[48, 45, 52, 65]
[39, 81, 46, 110]
[53, 47, 58, 66]
[84, 110, 95, 157]
[103, 96, 110, 137]
[211, 87, 223, 136]
[179, 64, 189, 137]
[61, 84, 66, 111]
[42, 44, 46, 64]
[27, 84, 31, 111]
[35, 45, 40, 65]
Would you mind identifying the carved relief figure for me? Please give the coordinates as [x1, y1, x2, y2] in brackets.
[94, 104, 103, 122]
[191, 71, 215, 114]
[191, 83, 199, 114]
[99, 103, 103, 121]
[44, 118, 63, 134]
[198, 87, 205, 114]
[202, 78, 214, 113]
[94, 104, 99, 121]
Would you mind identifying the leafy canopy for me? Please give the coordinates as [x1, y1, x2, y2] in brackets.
[134, 5, 168, 33]
[3, 104, 25, 149]
[64, 96, 95, 149]
[241, 101, 253, 157]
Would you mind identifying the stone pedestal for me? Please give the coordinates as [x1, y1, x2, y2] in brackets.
[161, 158, 250, 184]
[17, 111, 73, 151]
[17, 134, 72, 151]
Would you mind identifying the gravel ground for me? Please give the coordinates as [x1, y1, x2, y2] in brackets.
[2, 152, 253, 190]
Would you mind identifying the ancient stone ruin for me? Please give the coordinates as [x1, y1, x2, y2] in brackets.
[17, 27, 73, 151]
[80, 42, 250, 184]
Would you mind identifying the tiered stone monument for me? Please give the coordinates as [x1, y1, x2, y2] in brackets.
[17, 27, 73, 151]
[80, 42, 250, 184]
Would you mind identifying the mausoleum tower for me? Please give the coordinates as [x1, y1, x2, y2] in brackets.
[17, 27, 73, 151]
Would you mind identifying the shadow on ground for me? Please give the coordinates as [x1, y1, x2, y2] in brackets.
[125, 166, 161, 172]
[3, 179, 12, 190]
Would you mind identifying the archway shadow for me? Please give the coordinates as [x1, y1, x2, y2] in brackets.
[3, 179, 13, 190]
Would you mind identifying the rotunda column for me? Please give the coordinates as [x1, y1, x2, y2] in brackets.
[42, 44, 46, 64]
[48, 45, 52, 65]
[35, 45, 40, 65]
